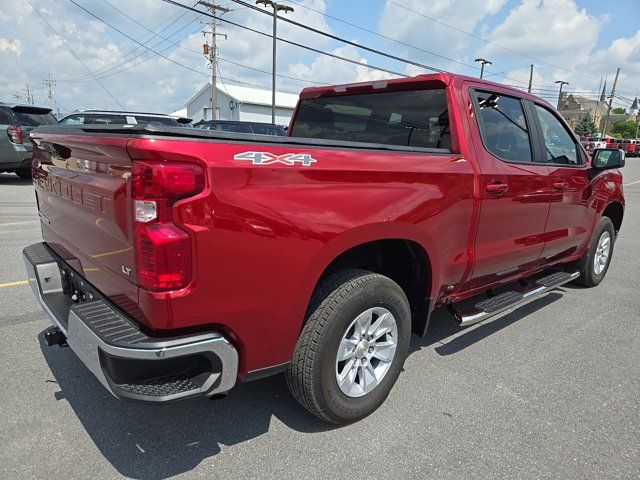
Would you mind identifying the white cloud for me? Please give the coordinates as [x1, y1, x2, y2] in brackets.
[0, 38, 21, 54]
[378, 0, 508, 69]
[478, 0, 602, 68]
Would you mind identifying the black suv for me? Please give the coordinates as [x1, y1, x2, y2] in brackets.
[0, 104, 57, 178]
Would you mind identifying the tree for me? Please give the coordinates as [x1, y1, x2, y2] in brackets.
[612, 107, 626, 114]
[574, 114, 597, 137]
[611, 120, 637, 139]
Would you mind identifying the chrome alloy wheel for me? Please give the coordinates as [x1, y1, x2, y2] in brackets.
[335, 307, 398, 398]
[594, 231, 611, 275]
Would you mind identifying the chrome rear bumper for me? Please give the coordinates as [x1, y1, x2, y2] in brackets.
[24, 243, 238, 403]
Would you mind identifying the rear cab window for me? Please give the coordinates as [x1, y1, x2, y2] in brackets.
[472, 90, 533, 163]
[290, 88, 451, 150]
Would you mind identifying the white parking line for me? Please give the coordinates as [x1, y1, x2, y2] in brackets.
[623, 179, 640, 187]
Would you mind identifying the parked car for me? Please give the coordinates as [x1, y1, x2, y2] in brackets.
[58, 110, 192, 127]
[584, 137, 607, 153]
[194, 120, 286, 136]
[24, 73, 625, 424]
[0, 103, 57, 178]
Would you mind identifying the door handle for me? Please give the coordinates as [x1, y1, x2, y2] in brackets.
[486, 182, 509, 195]
[553, 181, 568, 191]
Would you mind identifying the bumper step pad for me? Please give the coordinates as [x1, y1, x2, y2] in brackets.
[118, 374, 199, 397]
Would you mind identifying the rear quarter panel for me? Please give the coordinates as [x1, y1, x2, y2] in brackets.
[127, 136, 476, 373]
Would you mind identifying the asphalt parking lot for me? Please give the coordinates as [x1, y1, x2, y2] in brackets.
[0, 164, 639, 480]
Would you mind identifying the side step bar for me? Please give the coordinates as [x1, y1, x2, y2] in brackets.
[452, 271, 580, 327]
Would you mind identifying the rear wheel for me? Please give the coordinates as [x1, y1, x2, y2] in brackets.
[14, 169, 31, 179]
[286, 269, 411, 424]
[573, 217, 615, 287]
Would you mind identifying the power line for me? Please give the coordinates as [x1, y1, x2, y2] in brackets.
[229, 0, 444, 73]
[76, 1, 323, 87]
[63, 2, 195, 82]
[29, 0, 124, 109]
[69, 0, 206, 77]
[286, 0, 480, 72]
[159, 0, 409, 77]
[388, 0, 600, 83]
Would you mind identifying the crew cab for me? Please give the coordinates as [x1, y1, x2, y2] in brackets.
[23, 74, 625, 424]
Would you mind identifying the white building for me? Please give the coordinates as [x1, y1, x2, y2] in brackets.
[183, 83, 299, 125]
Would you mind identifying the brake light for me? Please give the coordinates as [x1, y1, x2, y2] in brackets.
[7, 125, 22, 144]
[132, 161, 205, 291]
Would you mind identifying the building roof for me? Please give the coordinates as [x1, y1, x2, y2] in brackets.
[185, 83, 299, 109]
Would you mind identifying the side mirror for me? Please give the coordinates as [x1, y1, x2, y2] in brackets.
[592, 148, 625, 169]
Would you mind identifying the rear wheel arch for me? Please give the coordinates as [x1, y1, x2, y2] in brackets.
[309, 238, 433, 336]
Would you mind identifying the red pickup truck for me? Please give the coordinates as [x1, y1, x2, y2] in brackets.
[24, 74, 625, 424]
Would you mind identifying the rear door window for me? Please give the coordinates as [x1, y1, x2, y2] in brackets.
[59, 114, 85, 125]
[84, 114, 127, 125]
[534, 105, 581, 165]
[473, 90, 533, 163]
[290, 88, 450, 149]
[133, 116, 179, 126]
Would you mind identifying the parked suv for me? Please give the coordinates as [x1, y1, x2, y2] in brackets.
[0, 103, 57, 178]
[194, 120, 286, 136]
[59, 110, 192, 127]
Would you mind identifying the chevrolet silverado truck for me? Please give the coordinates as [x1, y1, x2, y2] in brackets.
[23, 74, 625, 424]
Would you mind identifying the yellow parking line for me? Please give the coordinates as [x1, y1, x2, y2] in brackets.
[0, 280, 29, 288]
[624, 179, 640, 187]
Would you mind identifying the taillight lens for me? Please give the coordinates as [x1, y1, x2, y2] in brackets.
[7, 126, 22, 144]
[132, 161, 204, 291]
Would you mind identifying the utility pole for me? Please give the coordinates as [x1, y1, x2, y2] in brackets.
[12, 93, 22, 103]
[527, 64, 534, 93]
[256, 0, 294, 124]
[555, 80, 569, 109]
[43, 73, 56, 109]
[602, 67, 620, 138]
[23, 84, 34, 105]
[199, 0, 229, 121]
[474, 58, 492, 79]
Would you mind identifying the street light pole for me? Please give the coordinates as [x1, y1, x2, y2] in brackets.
[256, 0, 294, 124]
[555, 80, 569, 109]
[474, 58, 492, 79]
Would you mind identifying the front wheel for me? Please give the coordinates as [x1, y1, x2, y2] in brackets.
[286, 269, 411, 424]
[573, 217, 615, 287]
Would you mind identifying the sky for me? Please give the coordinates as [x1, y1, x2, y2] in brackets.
[1, 0, 639, 117]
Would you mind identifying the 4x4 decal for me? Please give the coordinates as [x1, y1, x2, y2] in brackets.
[234, 151, 317, 167]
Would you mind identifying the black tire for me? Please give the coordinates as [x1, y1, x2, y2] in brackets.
[573, 216, 615, 287]
[286, 269, 411, 424]
[15, 169, 32, 179]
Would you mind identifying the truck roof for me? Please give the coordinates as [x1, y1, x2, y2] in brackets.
[298, 73, 552, 107]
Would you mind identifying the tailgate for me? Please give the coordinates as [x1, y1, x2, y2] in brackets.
[31, 132, 137, 288]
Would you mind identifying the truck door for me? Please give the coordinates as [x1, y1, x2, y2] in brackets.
[529, 102, 593, 260]
[463, 87, 551, 291]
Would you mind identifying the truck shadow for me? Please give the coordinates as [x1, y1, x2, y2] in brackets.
[413, 292, 563, 356]
[39, 338, 334, 479]
[0, 173, 32, 185]
[39, 291, 563, 478]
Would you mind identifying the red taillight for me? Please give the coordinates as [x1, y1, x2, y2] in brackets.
[7, 125, 22, 144]
[132, 161, 204, 291]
